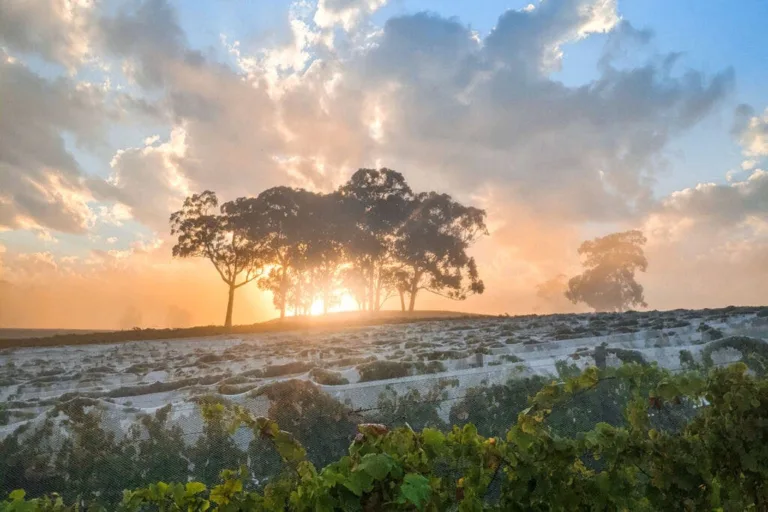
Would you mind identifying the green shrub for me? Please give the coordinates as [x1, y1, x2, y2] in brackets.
[356, 360, 445, 382]
[679, 349, 696, 369]
[702, 336, 768, 372]
[6, 365, 768, 510]
[309, 368, 349, 385]
[260, 362, 314, 378]
[357, 361, 411, 382]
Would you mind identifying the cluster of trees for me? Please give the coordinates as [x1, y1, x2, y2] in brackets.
[170, 169, 487, 327]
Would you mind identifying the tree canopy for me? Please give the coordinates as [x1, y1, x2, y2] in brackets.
[565, 229, 648, 312]
[169, 191, 265, 327]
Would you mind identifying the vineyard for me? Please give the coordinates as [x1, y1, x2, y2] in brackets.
[2, 362, 768, 510]
[1, 307, 768, 510]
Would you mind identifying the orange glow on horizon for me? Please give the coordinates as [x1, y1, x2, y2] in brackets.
[308, 292, 359, 316]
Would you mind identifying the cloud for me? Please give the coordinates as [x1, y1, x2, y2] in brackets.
[0, 0, 96, 69]
[90, 126, 190, 230]
[314, 0, 388, 31]
[17, 0, 727, 231]
[734, 105, 768, 160]
[1, 0, 764, 323]
[656, 170, 768, 227]
[0, 53, 106, 233]
[342, 6, 732, 221]
[484, 0, 620, 75]
[97, 0, 199, 88]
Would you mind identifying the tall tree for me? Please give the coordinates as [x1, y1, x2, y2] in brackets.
[338, 168, 414, 311]
[169, 191, 264, 328]
[565, 230, 648, 312]
[394, 192, 487, 311]
[304, 192, 348, 314]
[226, 187, 317, 319]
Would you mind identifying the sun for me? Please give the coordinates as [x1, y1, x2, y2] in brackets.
[309, 292, 359, 315]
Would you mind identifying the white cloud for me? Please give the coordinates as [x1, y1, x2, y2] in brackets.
[92, 126, 190, 230]
[739, 108, 768, 158]
[314, 0, 388, 31]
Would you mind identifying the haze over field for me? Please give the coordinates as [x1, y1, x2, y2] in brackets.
[1, 0, 767, 329]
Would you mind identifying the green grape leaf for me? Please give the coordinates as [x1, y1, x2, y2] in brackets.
[397, 473, 431, 511]
[356, 453, 398, 480]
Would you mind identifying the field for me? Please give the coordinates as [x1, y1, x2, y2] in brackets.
[2, 306, 768, 502]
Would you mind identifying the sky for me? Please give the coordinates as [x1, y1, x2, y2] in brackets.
[0, 0, 767, 329]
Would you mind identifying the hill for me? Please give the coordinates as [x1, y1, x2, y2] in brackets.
[0, 310, 489, 349]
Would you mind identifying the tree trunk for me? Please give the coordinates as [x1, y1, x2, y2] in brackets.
[399, 289, 405, 312]
[279, 267, 287, 319]
[323, 279, 329, 315]
[367, 266, 375, 313]
[408, 289, 418, 312]
[408, 271, 421, 312]
[224, 282, 235, 329]
[374, 275, 382, 312]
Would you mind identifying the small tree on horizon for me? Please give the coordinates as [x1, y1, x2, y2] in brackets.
[170, 191, 264, 328]
[565, 229, 648, 312]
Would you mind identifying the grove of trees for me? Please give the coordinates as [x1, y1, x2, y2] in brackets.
[170, 169, 488, 327]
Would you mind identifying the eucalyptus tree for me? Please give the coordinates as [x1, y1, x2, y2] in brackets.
[565, 229, 648, 312]
[394, 192, 487, 311]
[170, 191, 265, 328]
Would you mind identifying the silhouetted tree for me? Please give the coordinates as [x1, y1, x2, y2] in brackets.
[565, 230, 648, 312]
[338, 168, 414, 311]
[304, 192, 348, 314]
[227, 187, 317, 318]
[394, 192, 487, 311]
[183, 169, 489, 320]
[170, 191, 264, 328]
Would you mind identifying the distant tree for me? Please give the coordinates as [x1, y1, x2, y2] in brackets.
[394, 192, 487, 312]
[170, 191, 265, 328]
[338, 168, 414, 312]
[565, 230, 648, 312]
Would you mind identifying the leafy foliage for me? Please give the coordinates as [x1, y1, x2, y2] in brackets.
[394, 191, 488, 311]
[170, 191, 265, 327]
[356, 360, 446, 382]
[6, 363, 768, 510]
[701, 336, 768, 374]
[309, 368, 349, 385]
